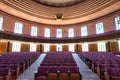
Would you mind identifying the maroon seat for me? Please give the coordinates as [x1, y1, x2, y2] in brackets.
[36, 76, 46, 80]
[9, 64, 20, 78]
[107, 68, 119, 77]
[0, 68, 11, 80]
[105, 68, 120, 80]
[59, 66, 68, 73]
[48, 66, 58, 73]
[35, 66, 48, 80]
[0, 64, 9, 68]
[108, 64, 118, 68]
[69, 66, 79, 74]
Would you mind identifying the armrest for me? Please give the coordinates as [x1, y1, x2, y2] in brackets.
[104, 72, 110, 80]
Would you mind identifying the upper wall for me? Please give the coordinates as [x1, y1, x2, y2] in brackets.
[0, 10, 120, 37]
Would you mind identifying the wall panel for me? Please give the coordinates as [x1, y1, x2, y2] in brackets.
[0, 42, 7, 53]
[89, 44, 97, 52]
[21, 44, 30, 52]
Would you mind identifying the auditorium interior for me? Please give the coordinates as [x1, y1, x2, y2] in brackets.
[0, 0, 120, 80]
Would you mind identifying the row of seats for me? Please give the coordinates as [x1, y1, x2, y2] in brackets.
[35, 52, 82, 80]
[78, 52, 120, 80]
[37, 73, 80, 80]
[0, 52, 40, 80]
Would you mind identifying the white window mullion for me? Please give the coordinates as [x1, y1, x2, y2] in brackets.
[44, 28, 50, 37]
[97, 42, 106, 52]
[69, 44, 74, 52]
[14, 22, 23, 34]
[31, 26, 37, 36]
[44, 44, 50, 52]
[96, 22, 104, 34]
[57, 28, 62, 38]
[56, 44, 62, 51]
[68, 28, 74, 37]
[12, 42, 21, 52]
[81, 26, 87, 36]
[82, 43, 88, 51]
[0, 16, 3, 30]
[30, 43, 37, 52]
[115, 16, 120, 30]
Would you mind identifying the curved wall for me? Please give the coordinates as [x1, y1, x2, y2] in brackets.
[0, 10, 120, 37]
[0, 10, 120, 53]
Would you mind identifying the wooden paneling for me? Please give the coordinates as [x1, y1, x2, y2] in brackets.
[110, 42, 119, 53]
[36, 44, 40, 52]
[75, 44, 82, 52]
[62, 45, 68, 51]
[21, 44, 30, 52]
[0, 42, 7, 53]
[50, 45, 56, 52]
[89, 44, 97, 52]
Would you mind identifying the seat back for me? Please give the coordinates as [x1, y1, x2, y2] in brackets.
[48, 73, 58, 80]
[59, 73, 69, 80]
[70, 73, 80, 80]
[0, 68, 10, 76]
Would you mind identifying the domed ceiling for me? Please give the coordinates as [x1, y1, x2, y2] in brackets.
[0, 0, 120, 25]
[33, 0, 84, 7]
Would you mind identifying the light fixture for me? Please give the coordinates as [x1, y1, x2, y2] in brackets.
[54, 13, 64, 21]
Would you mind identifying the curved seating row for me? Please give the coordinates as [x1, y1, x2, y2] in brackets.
[78, 52, 120, 80]
[35, 52, 82, 80]
[0, 52, 40, 80]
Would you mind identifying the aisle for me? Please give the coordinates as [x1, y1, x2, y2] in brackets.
[73, 54, 100, 80]
[17, 54, 46, 80]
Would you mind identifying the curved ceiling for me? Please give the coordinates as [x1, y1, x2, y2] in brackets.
[0, 0, 120, 25]
[33, 0, 84, 7]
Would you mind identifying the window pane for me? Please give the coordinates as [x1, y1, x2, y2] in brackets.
[57, 28, 62, 38]
[115, 16, 120, 30]
[44, 44, 50, 52]
[69, 44, 74, 52]
[68, 28, 74, 37]
[96, 22, 104, 34]
[31, 26, 37, 36]
[82, 43, 88, 51]
[97, 42, 106, 51]
[12, 42, 21, 52]
[81, 26, 88, 36]
[56, 44, 62, 51]
[30, 43, 36, 52]
[44, 28, 50, 37]
[0, 16, 3, 30]
[14, 22, 23, 34]
[118, 40, 120, 51]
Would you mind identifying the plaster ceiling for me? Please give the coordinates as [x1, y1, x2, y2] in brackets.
[0, 0, 120, 25]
